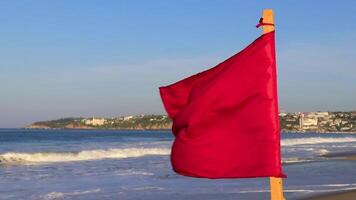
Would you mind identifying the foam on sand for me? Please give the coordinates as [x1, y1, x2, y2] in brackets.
[0, 148, 170, 165]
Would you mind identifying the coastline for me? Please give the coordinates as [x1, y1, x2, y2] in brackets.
[24, 127, 172, 131]
[25, 111, 356, 133]
[299, 189, 356, 200]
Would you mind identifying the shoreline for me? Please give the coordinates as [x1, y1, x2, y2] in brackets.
[297, 152, 356, 200]
[321, 151, 356, 161]
[282, 130, 356, 134]
[299, 189, 356, 200]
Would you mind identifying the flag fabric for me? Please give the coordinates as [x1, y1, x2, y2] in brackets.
[159, 31, 285, 178]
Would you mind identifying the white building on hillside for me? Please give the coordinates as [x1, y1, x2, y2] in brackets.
[300, 113, 318, 130]
[83, 117, 106, 126]
[123, 116, 133, 121]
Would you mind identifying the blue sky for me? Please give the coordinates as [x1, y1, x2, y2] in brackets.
[0, 1, 355, 127]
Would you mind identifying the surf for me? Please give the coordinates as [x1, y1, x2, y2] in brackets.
[0, 148, 170, 165]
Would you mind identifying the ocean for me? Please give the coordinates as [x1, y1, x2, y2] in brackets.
[1, 129, 356, 200]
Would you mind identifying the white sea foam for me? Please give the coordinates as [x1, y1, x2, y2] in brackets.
[318, 149, 329, 155]
[0, 148, 170, 165]
[306, 183, 356, 187]
[281, 137, 356, 146]
[238, 189, 315, 193]
[43, 188, 101, 200]
[115, 169, 154, 176]
[238, 185, 356, 194]
[282, 158, 313, 164]
[122, 186, 165, 191]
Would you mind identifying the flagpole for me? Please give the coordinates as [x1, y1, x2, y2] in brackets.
[260, 9, 286, 200]
[270, 177, 285, 200]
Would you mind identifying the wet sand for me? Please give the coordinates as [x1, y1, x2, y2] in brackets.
[320, 151, 356, 160]
[346, 155, 356, 160]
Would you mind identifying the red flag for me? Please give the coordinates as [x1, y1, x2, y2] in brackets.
[159, 31, 285, 178]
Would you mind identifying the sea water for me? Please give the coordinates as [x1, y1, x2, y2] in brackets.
[1, 129, 356, 200]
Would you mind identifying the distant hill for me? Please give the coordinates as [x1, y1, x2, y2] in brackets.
[27, 112, 356, 133]
[27, 115, 172, 130]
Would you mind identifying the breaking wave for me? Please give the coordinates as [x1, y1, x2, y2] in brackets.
[281, 137, 356, 146]
[0, 148, 170, 165]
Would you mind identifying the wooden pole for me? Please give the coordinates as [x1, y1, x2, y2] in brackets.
[260, 9, 286, 200]
[270, 177, 285, 200]
[262, 9, 275, 34]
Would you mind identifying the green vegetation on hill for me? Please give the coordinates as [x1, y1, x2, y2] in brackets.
[97, 115, 172, 130]
[31, 118, 84, 129]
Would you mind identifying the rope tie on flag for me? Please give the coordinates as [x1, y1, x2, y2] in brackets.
[256, 17, 274, 28]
